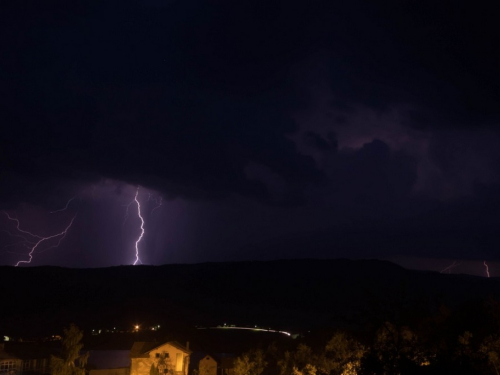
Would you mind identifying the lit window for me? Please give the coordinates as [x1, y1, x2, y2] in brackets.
[0, 361, 16, 374]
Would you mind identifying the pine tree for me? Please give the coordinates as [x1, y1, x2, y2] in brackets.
[50, 324, 89, 375]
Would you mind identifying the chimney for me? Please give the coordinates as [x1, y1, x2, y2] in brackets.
[186, 342, 189, 351]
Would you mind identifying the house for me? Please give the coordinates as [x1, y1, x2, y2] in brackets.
[189, 353, 235, 375]
[219, 358, 235, 375]
[198, 355, 216, 375]
[129, 342, 190, 375]
[0, 343, 21, 375]
[0, 343, 52, 375]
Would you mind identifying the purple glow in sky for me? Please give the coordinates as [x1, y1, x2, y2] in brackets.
[0, 181, 188, 267]
[1, 1, 500, 272]
[0, 176, 497, 278]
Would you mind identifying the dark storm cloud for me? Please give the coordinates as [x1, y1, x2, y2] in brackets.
[320, 1, 500, 129]
[2, 0, 499, 205]
[0, 0, 331, 207]
[303, 133, 418, 215]
[303, 131, 337, 151]
[2, 0, 500, 266]
[428, 130, 500, 194]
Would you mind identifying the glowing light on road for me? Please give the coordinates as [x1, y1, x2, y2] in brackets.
[484, 261, 490, 278]
[3, 212, 76, 266]
[198, 326, 291, 336]
[133, 187, 145, 265]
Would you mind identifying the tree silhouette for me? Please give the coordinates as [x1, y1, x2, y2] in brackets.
[234, 349, 267, 375]
[374, 322, 430, 374]
[50, 325, 89, 375]
[322, 332, 366, 375]
[480, 335, 500, 375]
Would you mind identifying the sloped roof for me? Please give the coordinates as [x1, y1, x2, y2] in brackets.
[189, 352, 236, 368]
[130, 342, 159, 358]
[196, 354, 216, 364]
[130, 341, 191, 358]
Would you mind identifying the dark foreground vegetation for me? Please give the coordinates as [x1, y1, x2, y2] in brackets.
[230, 304, 500, 374]
[2, 259, 500, 373]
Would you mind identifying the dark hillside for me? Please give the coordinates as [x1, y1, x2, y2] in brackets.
[1, 259, 499, 339]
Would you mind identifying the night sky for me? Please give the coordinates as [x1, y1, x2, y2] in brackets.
[1, 1, 500, 273]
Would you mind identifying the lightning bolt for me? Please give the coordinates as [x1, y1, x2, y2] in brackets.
[122, 200, 134, 225]
[484, 261, 491, 278]
[440, 260, 461, 274]
[50, 197, 76, 213]
[133, 187, 145, 265]
[145, 192, 163, 214]
[3, 212, 76, 267]
[151, 197, 163, 214]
